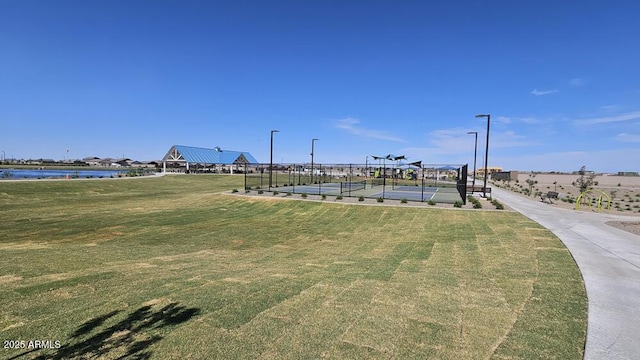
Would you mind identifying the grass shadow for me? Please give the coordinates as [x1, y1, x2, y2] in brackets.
[15, 303, 200, 360]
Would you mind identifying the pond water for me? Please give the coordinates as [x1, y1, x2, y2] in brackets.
[0, 168, 128, 179]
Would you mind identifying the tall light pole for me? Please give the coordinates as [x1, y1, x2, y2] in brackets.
[475, 114, 491, 198]
[467, 131, 478, 193]
[365, 155, 369, 178]
[269, 130, 279, 190]
[310, 138, 318, 184]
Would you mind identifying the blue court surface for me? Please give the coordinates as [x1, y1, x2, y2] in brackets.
[371, 189, 436, 202]
[389, 185, 438, 192]
[276, 184, 342, 195]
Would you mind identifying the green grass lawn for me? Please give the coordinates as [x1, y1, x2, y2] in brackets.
[0, 175, 586, 359]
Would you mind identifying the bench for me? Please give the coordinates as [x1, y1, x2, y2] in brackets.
[540, 191, 559, 204]
[466, 185, 491, 194]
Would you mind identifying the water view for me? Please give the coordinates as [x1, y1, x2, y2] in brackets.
[0, 168, 128, 179]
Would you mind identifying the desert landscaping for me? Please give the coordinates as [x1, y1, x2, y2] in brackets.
[490, 172, 640, 235]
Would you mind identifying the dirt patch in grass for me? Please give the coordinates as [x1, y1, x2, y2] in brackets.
[0, 275, 22, 284]
[0, 241, 50, 250]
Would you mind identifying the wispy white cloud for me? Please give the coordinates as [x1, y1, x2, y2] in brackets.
[335, 118, 405, 142]
[601, 104, 620, 111]
[616, 133, 640, 143]
[498, 116, 548, 125]
[495, 116, 512, 124]
[531, 88, 559, 96]
[492, 148, 640, 173]
[569, 78, 586, 87]
[491, 131, 541, 148]
[574, 111, 640, 125]
[399, 128, 539, 161]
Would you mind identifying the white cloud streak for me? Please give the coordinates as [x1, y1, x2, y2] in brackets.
[335, 118, 405, 142]
[497, 116, 548, 125]
[569, 78, 586, 87]
[616, 133, 640, 143]
[531, 88, 559, 96]
[574, 111, 640, 125]
[399, 128, 539, 160]
[492, 148, 640, 173]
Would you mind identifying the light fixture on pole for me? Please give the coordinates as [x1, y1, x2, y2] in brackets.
[269, 130, 279, 191]
[310, 138, 318, 184]
[475, 114, 491, 198]
[467, 131, 478, 193]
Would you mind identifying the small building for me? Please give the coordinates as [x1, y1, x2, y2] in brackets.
[162, 145, 258, 174]
[83, 157, 102, 166]
[476, 166, 503, 177]
[492, 170, 519, 181]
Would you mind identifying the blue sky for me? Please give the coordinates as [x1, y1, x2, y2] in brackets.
[1, 1, 639, 172]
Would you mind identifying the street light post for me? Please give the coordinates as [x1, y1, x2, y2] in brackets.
[269, 130, 279, 191]
[365, 155, 369, 178]
[475, 114, 491, 198]
[310, 138, 318, 184]
[467, 131, 478, 193]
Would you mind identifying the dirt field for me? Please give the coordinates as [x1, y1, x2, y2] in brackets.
[494, 173, 640, 213]
[490, 173, 640, 235]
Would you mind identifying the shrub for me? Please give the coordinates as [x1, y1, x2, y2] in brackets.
[286, 192, 292, 196]
[427, 200, 436, 205]
[473, 202, 482, 209]
[336, 195, 343, 200]
[245, 189, 251, 193]
[400, 198, 408, 203]
[491, 199, 505, 210]
[321, 194, 326, 200]
[377, 197, 384, 203]
[258, 190, 264, 194]
[358, 196, 365, 202]
[454, 201, 463, 208]
[232, 189, 238, 193]
[301, 193, 308, 198]
[273, 191, 279, 195]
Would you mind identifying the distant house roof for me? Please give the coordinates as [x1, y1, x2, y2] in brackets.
[163, 145, 258, 165]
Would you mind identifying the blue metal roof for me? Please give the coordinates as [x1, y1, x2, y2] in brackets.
[164, 145, 258, 164]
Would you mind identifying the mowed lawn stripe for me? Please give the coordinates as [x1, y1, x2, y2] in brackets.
[0, 175, 586, 359]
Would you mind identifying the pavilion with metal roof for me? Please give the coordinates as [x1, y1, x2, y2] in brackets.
[162, 145, 258, 173]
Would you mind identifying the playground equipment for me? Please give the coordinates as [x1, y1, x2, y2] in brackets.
[575, 189, 611, 212]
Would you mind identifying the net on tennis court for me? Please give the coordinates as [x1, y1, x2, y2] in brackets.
[340, 180, 366, 194]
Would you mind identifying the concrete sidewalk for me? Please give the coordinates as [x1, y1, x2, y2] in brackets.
[491, 187, 640, 360]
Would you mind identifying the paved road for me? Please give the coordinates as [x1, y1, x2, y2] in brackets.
[491, 187, 640, 360]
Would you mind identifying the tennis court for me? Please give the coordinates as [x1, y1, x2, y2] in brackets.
[371, 188, 437, 202]
[244, 162, 468, 204]
[277, 180, 368, 196]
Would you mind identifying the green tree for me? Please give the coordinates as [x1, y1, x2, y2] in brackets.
[575, 166, 595, 193]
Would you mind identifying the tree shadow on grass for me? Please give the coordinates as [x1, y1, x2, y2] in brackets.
[14, 302, 200, 360]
